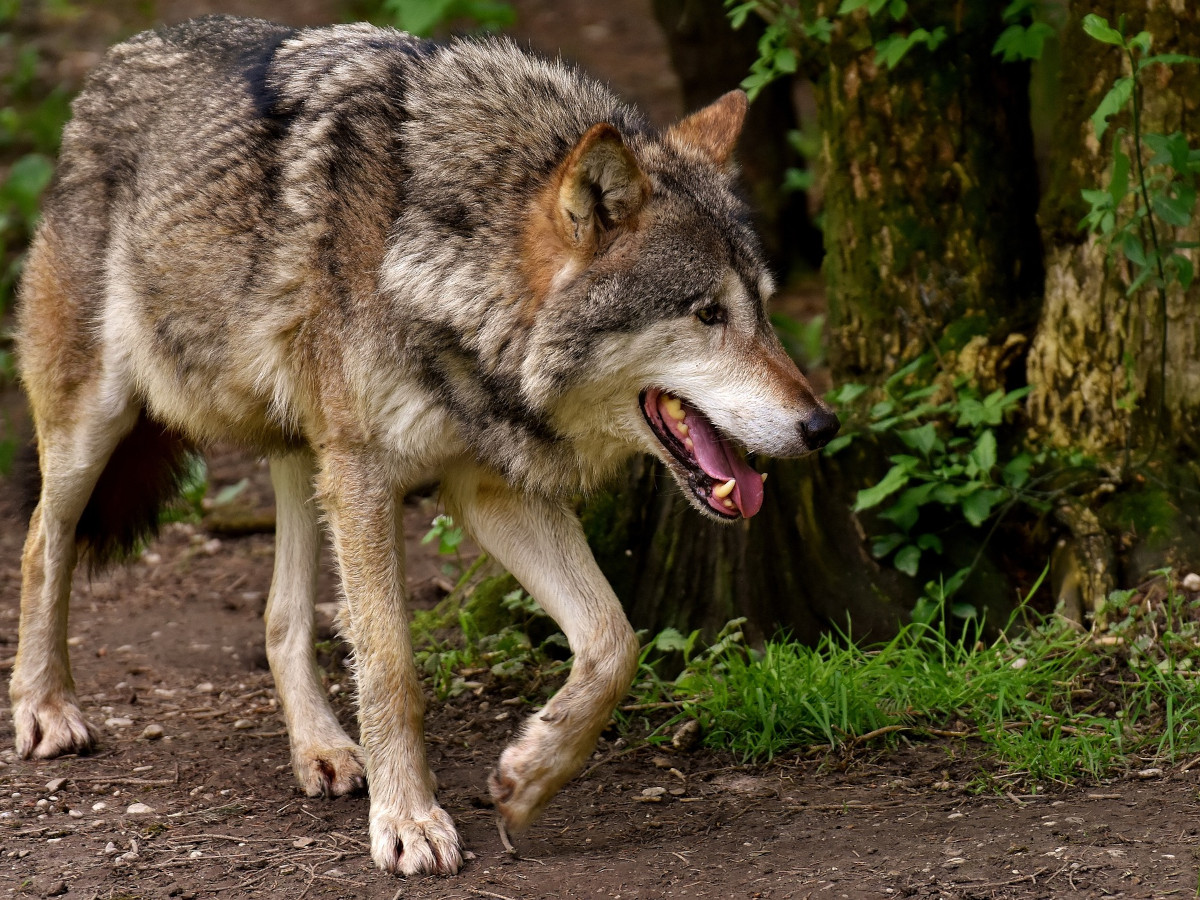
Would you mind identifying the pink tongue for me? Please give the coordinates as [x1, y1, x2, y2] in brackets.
[669, 398, 764, 517]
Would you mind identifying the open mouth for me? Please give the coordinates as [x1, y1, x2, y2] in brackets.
[640, 388, 765, 519]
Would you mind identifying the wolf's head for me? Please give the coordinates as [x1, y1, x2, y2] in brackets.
[523, 92, 838, 521]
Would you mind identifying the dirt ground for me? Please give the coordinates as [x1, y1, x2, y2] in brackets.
[2, 445, 1200, 900]
[4, 0, 1200, 897]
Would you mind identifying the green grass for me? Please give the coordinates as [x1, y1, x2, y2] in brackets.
[411, 559, 1200, 793]
[659, 589, 1200, 789]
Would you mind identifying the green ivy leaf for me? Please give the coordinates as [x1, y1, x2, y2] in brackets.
[880, 482, 936, 532]
[1138, 52, 1200, 70]
[652, 628, 690, 653]
[992, 21, 1055, 62]
[822, 433, 856, 455]
[1152, 192, 1194, 227]
[853, 463, 912, 512]
[961, 487, 1007, 527]
[916, 532, 943, 553]
[1109, 146, 1130, 206]
[894, 544, 922, 577]
[969, 430, 997, 475]
[1081, 13, 1124, 47]
[897, 422, 939, 457]
[1171, 253, 1195, 290]
[1091, 76, 1133, 140]
[871, 532, 907, 559]
[1121, 230, 1146, 267]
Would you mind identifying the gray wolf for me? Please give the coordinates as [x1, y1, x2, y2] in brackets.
[10, 16, 838, 876]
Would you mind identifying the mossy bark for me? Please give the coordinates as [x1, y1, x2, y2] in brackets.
[806, 1, 1044, 380]
[589, 5, 1043, 641]
[1027, 0, 1200, 456]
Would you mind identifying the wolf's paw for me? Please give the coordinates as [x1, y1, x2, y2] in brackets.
[14, 696, 98, 759]
[488, 738, 581, 832]
[293, 743, 367, 798]
[370, 804, 462, 875]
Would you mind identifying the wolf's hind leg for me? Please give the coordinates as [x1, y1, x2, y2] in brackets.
[442, 468, 641, 831]
[11, 400, 139, 759]
[266, 453, 365, 798]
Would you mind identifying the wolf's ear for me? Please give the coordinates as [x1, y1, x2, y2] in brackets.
[666, 90, 748, 167]
[556, 123, 649, 250]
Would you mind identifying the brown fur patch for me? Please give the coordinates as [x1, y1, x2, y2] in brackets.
[519, 124, 650, 320]
[14, 225, 98, 430]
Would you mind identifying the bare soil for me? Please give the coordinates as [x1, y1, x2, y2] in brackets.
[1, 440, 1199, 900]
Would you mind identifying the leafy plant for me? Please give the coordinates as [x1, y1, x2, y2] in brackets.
[0, 17, 75, 388]
[991, 0, 1056, 63]
[1078, 16, 1200, 442]
[826, 354, 1035, 602]
[375, 0, 514, 36]
[422, 512, 466, 576]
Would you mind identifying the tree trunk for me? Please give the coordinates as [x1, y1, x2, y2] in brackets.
[1027, 0, 1200, 613]
[812, 0, 1044, 380]
[590, 4, 1043, 641]
[1027, 1, 1200, 456]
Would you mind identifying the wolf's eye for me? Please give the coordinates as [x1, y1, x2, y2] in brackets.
[695, 304, 727, 326]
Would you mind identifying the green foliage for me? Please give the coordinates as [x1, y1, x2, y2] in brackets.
[771, 312, 825, 369]
[0, 18, 75, 392]
[375, 0, 514, 36]
[1078, 17, 1199, 441]
[413, 576, 569, 700]
[1079, 18, 1199, 294]
[662, 582, 1200, 790]
[726, 1, 829, 101]
[825, 354, 1035, 601]
[422, 512, 466, 576]
[152, 456, 207, 525]
[991, 0, 1056, 63]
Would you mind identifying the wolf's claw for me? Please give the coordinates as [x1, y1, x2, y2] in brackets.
[293, 744, 367, 798]
[13, 696, 97, 759]
[370, 805, 462, 875]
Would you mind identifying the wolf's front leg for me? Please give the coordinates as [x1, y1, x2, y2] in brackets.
[316, 450, 461, 876]
[443, 468, 640, 831]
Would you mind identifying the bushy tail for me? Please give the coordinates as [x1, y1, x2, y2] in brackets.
[19, 412, 197, 571]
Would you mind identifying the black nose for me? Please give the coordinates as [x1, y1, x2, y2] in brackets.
[799, 407, 840, 450]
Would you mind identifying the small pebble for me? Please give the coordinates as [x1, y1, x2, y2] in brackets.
[641, 786, 667, 797]
[233, 719, 254, 730]
[68, 809, 83, 819]
[671, 719, 702, 752]
[104, 843, 117, 855]
[125, 802, 155, 815]
[141, 724, 165, 741]
[92, 802, 107, 811]
[196, 682, 214, 693]
[1183, 572, 1200, 592]
[44, 777, 68, 793]
[105, 717, 134, 728]
[292, 836, 315, 849]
